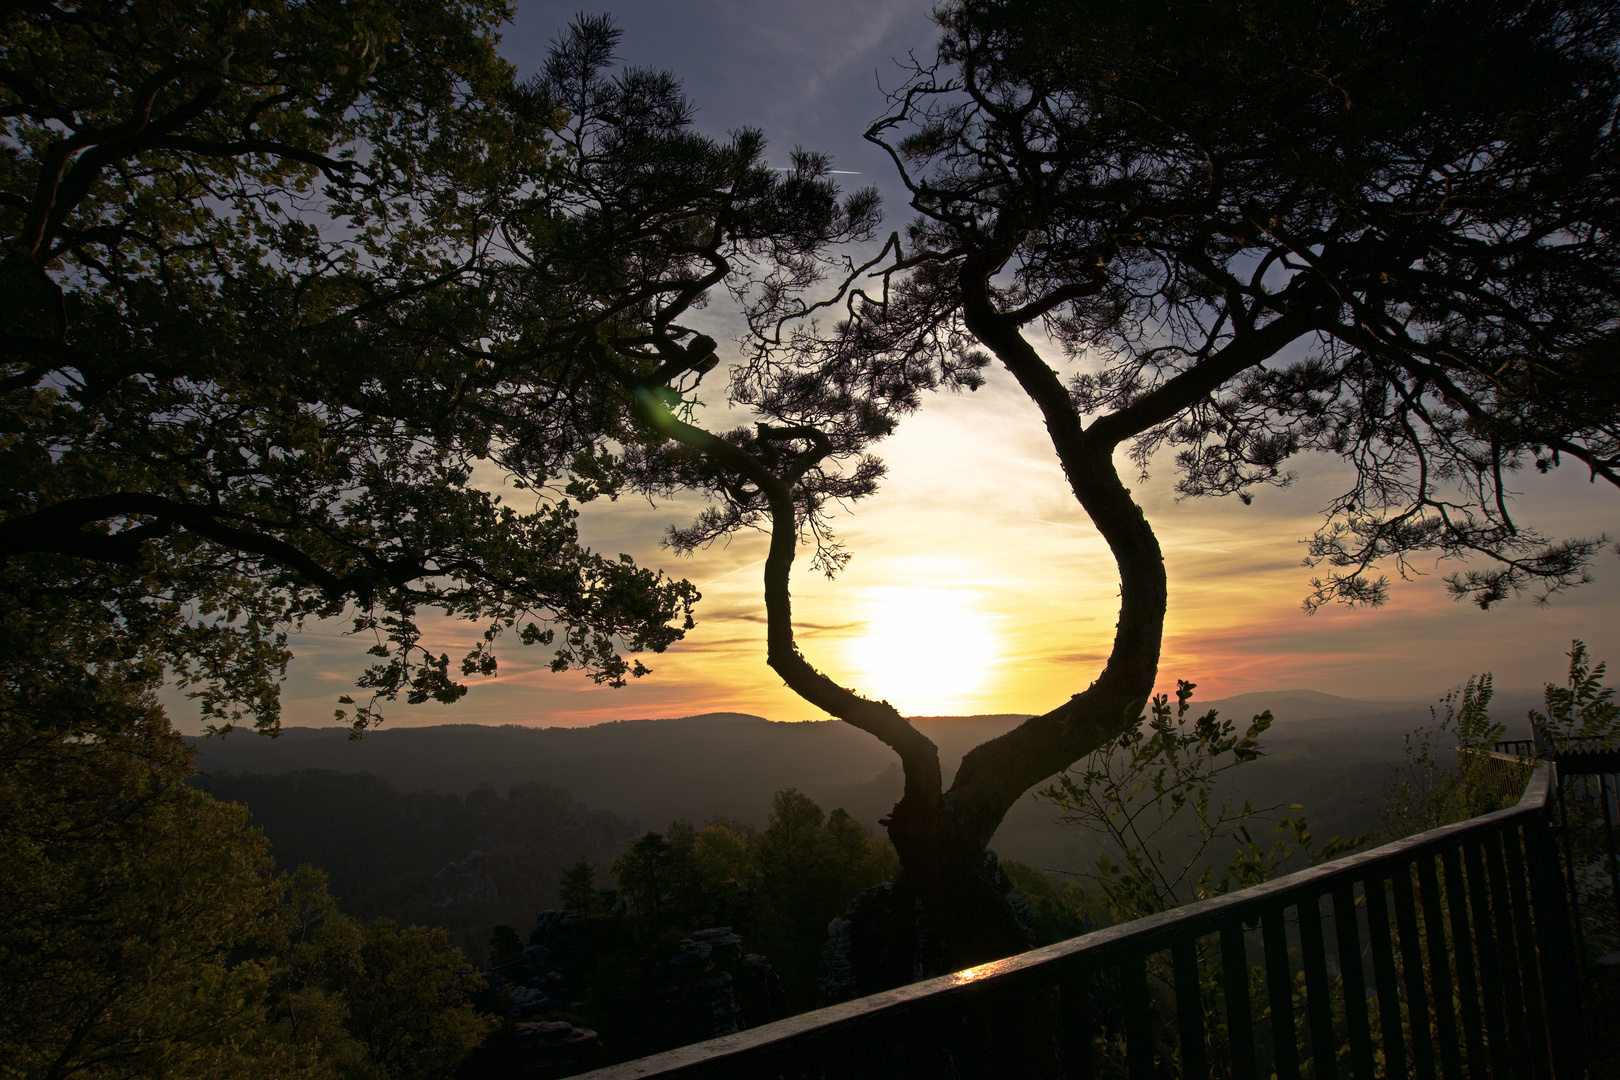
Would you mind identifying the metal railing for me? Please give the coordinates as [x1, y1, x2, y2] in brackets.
[576, 763, 1582, 1079]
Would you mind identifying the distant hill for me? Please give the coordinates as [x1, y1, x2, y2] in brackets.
[1200, 686, 1544, 729]
[196, 713, 892, 828]
[1203, 689, 1433, 723]
[190, 768, 638, 956]
[193, 712, 1035, 827]
[193, 687, 1547, 872]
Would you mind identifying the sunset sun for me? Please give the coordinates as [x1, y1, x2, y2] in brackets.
[845, 585, 1001, 716]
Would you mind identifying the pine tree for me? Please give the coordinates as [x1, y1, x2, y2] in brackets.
[559, 856, 603, 916]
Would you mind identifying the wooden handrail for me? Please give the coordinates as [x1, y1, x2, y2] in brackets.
[574, 763, 1571, 1080]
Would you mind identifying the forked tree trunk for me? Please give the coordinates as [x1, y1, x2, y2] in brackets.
[766, 402, 1165, 970]
[873, 262, 1171, 965]
[641, 262, 1168, 973]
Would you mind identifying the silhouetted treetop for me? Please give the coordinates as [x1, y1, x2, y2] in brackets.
[754, 0, 1619, 611]
[489, 15, 893, 578]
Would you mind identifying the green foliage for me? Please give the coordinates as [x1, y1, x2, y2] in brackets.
[336, 919, 496, 1080]
[0, 619, 496, 1078]
[1000, 860, 1096, 946]
[609, 816, 768, 929]
[1, 1, 702, 737]
[612, 831, 680, 919]
[0, 688, 280, 1080]
[1369, 674, 1513, 842]
[1531, 639, 1620, 743]
[257, 865, 372, 1079]
[750, 792, 898, 1008]
[1043, 681, 1353, 924]
[559, 857, 603, 917]
[258, 867, 496, 1080]
[600, 790, 896, 1011]
[692, 822, 754, 903]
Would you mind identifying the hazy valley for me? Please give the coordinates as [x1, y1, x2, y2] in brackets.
[189, 685, 1548, 954]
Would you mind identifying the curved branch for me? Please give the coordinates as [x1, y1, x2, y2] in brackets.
[0, 493, 417, 605]
[942, 256, 1169, 850]
[1088, 289, 1331, 447]
[632, 390, 944, 806]
[1543, 437, 1620, 489]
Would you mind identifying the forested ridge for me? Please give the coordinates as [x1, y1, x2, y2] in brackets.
[192, 770, 638, 957]
[191, 695, 1525, 875]
[185, 702, 1440, 973]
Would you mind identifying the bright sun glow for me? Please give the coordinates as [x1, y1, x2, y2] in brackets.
[845, 585, 1001, 716]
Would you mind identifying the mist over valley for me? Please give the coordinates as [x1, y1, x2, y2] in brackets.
[190, 685, 1549, 949]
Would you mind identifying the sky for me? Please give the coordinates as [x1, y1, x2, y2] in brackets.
[171, 1, 1620, 732]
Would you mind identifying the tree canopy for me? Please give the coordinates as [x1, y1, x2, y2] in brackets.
[0, 1, 709, 734]
[824, 0, 1620, 612]
[604, 790, 897, 1010]
[0, 674, 277, 1079]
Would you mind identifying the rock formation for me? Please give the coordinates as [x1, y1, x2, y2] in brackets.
[620, 927, 787, 1057]
[467, 906, 785, 1075]
[431, 849, 499, 907]
[817, 852, 1032, 1006]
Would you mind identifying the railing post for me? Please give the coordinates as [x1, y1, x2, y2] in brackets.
[1498, 825, 1553, 1079]
[990, 984, 1062, 1080]
[905, 1009, 955, 1080]
[1362, 874, 1409, 1080]
[1331, 884, 1376, 1080]
[1462, 839, 1515, 1078]
[1121, 954, 1156, 1080]
[1261, 906, 1302, 1080]
[1171, 938, 1209, 1080]
[1391, 863, 1440, 1080]
[1440, 846, 1491, 1078]
[1525, 801, 1588, 1080]
[1297, 894, 1339, 1080]
[1220, 923, 1257, 1080]
[1482, 829, 1536, 1078]
[1057, 972, 1097, 1080]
